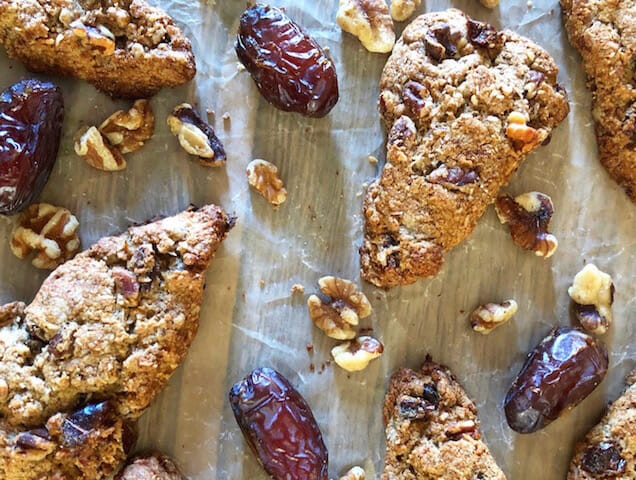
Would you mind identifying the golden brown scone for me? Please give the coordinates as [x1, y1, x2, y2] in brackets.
[0, 205, 235, 479]
[0, 0, 196, 98]
[383, 358, 506, 479]
[567, 370, 636, 479]
[561, 0, 636, 202]
[361, 9, 569, 288]
[117, 452, 185, 479]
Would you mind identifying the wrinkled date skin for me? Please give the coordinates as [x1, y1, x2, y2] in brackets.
[504, 327, 608, 433]
[229, 367, 328, 480]
[236, 4, 339, 118]
[0, 79, 64, 214]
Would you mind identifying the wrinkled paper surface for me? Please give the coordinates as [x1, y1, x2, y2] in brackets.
[0, 0, 634, 478]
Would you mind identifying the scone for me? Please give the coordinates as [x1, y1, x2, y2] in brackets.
[561, 0, 636, 202]
[0, 0, 196, 98]
[383, 358, 506, 479]
[117, 452, 185, 479]
[567, 370, 635, 479]
[0, 205, 235, 479]
[361, 9, 569, 288]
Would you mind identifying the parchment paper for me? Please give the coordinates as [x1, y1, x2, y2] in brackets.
[0, 0, 634, 478]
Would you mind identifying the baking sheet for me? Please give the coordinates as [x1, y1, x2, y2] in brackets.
[0, 0, 634, 478]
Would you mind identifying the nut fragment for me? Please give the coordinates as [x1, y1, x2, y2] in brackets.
[331, 336, 383, 372]
[307, 276, 372, 339]
[568, 264, 614, 334]
[337, 0, 395, 53]
[339, 466, 366, 480]
[167, 103, 226, 167]
[390, 0, 421, 21]
[479, 0, 500, 8]
[74, 126, 126, 171]
[10, 203, 80, 269]
[246, 159, 288, 207]
[470, 299, 518, 334]
[495, 192, 558, 257]
[70, 21, 116, 55]
[506, 111, 540, 152]
[99, 100, 154, 154]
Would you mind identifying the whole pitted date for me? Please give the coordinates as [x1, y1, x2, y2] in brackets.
[504, 327, 608, 434]
[0, 79, 64, 214]
[236, 4, 339, 117]
[229, 367, 328, 480]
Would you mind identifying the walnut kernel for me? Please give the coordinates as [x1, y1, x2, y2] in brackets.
[470, 299, 518, 334]
[246, 159, 287, 207]
[99, 99, 154, 154]
[568, 264, 614, 334]
[337, 0, 395, 53]
[506, 111, 540, 152]
[74, 126, 126, 171]
[480, 0, 500, 8]
[331, 336, 384, 372]
[340, 466, 366, 480]
[10, 203, 80, 269]
[390, 0, 421, 22]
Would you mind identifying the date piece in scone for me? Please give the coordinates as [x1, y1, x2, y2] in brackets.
[561, 0, 636, 202]
[383, 358, 506, 479]
[0, 205, 235, 479]
[567, 370, 635, 479]
[361, 9, 569, 288]
[117, 452, 185, 479]
[0, 0, 196, 98]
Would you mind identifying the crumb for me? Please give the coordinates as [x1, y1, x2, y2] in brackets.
[368, 155, 379, 164]
[459, 309, 465, 314]
[291, 283, 305, 294]
[237, 62, 246, 72]
[323, 46, 330, 54]
[206, 109, 215, 122]
[310, 363, 315, 372]
[306, 344, 314, 353]
[259, 279, 265, 288]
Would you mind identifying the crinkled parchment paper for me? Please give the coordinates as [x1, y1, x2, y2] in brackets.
[0, 0, 633, 478]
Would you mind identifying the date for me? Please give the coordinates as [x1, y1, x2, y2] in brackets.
[0, 79, 64, 214]
[504, 327, 608, 433]
[229, 367, 328, 480]
[236, 4, 339, 118]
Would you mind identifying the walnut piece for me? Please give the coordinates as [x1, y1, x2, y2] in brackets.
[337, 0, 395, 53]
[167, 103, 226, 167]
[246, 159, 288, 207]
[506, 111, 540, 152]
[331, 336, 384, 372]
[390, 0, 421, 21]
[74, 126, 126, 171]
[568, 264, 614, 334]
[99, 100, 155, 154]
[470, 299, 518, 334]
[340, 466, 366, 480]
[10, 203, 80, 269]
[495, 192, 558, 257]
[479, 0, 500, 8]
[71, 21, 115, 55]
[307, 276, 372, 339]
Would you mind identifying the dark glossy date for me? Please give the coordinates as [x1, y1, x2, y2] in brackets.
[504, 327, 608, 433]
[236, 4, 339, 118]
[229, 367, 328, 480]
[0, 79, 64, 214]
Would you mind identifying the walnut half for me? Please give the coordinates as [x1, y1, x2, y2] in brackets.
[331, 336, 384, 372]
[390, 0, 421, 22]
[246, 159, 287, 207]
[337, 0, 395, 53]
[99, 99, 155, 154]
[470, 299, 518, 334]
[74, 126, 126, 171]
[568, 264, 614, 334]
[339, 466, 366, 480]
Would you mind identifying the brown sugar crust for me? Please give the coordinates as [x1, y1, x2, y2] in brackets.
[567, 370, 636, 479]
[361, 9, 569, 288]
[116, 452, 185, 479]
[0, 205, 235, 479]
[383, 358, 506, 479]
[0, 0, 196, 98]
[561, 0, 636, 202]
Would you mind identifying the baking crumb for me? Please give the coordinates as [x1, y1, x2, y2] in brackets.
[323, 46, 330, 54]
[459, 309, 465, 314]
[222, 112, 231, 128]
[368, 155, 378, 164]
[310, 363, 315, 372]
[306, 343, 314, 353]
[259, 279, 265, 288]
[206, 109, 215, 123]
[527, 0, 533, 7]
[291, 283, 305, 294]
[362, 182, 369, 189]
[237, 62, 246, 72]
[356, 191, 363, 197]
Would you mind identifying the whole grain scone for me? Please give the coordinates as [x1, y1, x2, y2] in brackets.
[567, 370, 636, 479]
[0, 205, 235, 479]
[117, 452, 185, 479]
[0, 0, 196, 98]
[361, 9, 569, 288]
[561, 0, 636, 202]
[383, 358, 506, 479]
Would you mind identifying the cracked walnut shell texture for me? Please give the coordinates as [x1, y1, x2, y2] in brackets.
[360, 9, 569, 288]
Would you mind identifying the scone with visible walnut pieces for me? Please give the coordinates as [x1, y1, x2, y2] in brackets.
[0, 0, 196, 98]
[561, 0, 636, 202]
[361, 9, 569, 288]
[567, 370, 635, 479]
[117, 452, 185, 479]
[383, 358, 505, 479]
[0, 205, 235, 479]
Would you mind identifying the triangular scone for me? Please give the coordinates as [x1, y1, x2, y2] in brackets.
[383, 359, 506, 479]
[567, 370, 635, 479]
[0, 205, 234, 479]
[361, 9, 569, 288]
[561, 0, 636, 203]
[0, 0, 196, 98]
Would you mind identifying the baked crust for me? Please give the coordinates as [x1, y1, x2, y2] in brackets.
[383, 358, 506, 479]
[561, 0, 636, 202]
[0, 0, 196, 98]
[0, 205, 235, 479]
[116, 452, 185, 479]
[361, 9, 569, 288]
